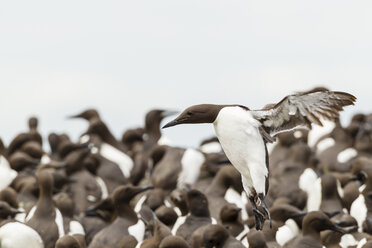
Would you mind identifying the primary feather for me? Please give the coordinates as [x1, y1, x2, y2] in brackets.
[252, 90, 356, 138]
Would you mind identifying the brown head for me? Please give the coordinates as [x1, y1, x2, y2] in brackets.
[20, 141, 43, 159]
[0, 201, 23, 219]
[155, 206, 178, 227]
[220, 203, 241, 222]
[163, 104, 226, 128]
[186, 189, 210, 217]
[68, 109, 100, 121]
[247, 230, 268, 248]
[48, 133, 63, 154]
[55, 235, 81, 248]
[202, 224, 229, 248]
[53, 192, 75, 218]
[269, 203, 302, 224]
[159, 235, 190, 248]
[146, 109, 178, 131]
[85, 197, 115, 222]
[0, 187, 19, 209]
[121, 128, 145, 148]
[302, 211, 348, 235]
[9, 151, 40, 171]
[113, 185, 154, 205]
[28, 117, 39, 130]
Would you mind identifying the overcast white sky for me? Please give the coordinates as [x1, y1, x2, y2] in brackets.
[1, 1, 371, 149]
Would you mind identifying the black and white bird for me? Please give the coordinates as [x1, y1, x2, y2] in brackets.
[163, 89, 356, 230]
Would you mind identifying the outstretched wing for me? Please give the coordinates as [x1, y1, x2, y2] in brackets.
[251, 90, 356, 138]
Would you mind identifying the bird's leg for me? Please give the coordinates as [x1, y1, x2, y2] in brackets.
[258, 193, 272, 228]
[249, 194, 265, 231]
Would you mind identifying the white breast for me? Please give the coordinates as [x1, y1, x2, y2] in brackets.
[55, 208, 65, 237]
[172, 215, 188, 235]
[337, 179, 344, 198]
[316, 137, 335, 154]
[350, 194, 367, 231]
[15, 207, 26, 223]
[357, 238, 367, 248]
[308, 178, 322, 211]
[337, 148, 357, 163]
[40, 154, 51, 164]
[299, 168, 318, 192]
[0, 156, 18, 190]
[299, 168, 321, 211]
[224, 187, 249, 221]
[200, 141, 222, 154]
[339, 234, 359, 248]
[157, 135, 172, 146]
[236, 225, 249, 246]
[134, 195, 147, 213]
[177, 149, 205, 188]
[128, 219, 145, 242]
[25, 206, 36, 222]
[213, 107, 267, 194]
[276, 219, 300, 246]
[0, 222, 44, 248]
[100, 143, 134, 178]
[95, 176, 108, 199]
[68, 220, 85, 235]
[308, 120, 335, 147]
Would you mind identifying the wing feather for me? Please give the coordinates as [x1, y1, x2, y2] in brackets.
[252, 90, 356, 138]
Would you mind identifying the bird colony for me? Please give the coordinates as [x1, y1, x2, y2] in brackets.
[0, 89, 372, 248]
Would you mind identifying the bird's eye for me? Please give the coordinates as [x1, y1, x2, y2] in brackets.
[187, 111, 193, 116]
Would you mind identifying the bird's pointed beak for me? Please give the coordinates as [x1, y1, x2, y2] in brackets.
[67, 111, 87, 120]
[162, 115, 189, 129]
[31, 159, 41, 167]
[134, 186, 154, 195]
[162, 119, 180, 129]
[66, 114, 80, 119]
[326, 211, 341, 218]
[235, 208, 242, 213]
[330, 224, 354, 234]
[289, 211, 307, 218]
[56, 161, 69, 169]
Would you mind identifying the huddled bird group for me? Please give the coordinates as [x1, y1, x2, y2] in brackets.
[1, 87, 372, 248]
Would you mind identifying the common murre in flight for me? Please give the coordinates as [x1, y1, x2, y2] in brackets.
[163, 89, 356, 230]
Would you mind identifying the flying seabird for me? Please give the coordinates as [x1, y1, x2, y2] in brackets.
[163, 89, 356, 230]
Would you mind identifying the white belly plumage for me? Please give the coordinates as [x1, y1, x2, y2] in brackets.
[213, 107, 268, 195]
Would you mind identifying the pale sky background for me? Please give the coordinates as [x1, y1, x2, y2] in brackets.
[1, 1, 371, 149]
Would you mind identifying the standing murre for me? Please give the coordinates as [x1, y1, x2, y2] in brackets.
[163, 89, 356, 230]
[69, 109, 133, 193]
[173, 189, 217, 244]
[88, 185, 153, 248]
[26, 170, 65, 248]
[130, 109, 178, 185]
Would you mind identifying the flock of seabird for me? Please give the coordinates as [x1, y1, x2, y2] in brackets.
[1, 87, 372, 248]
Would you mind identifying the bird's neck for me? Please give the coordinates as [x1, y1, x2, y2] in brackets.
[116, 203, 138, 223]
[208, 174, 231, 196]
[145, 121, 162, 142]
[35, 188, 55, 216]
[302, 226, 321, 240]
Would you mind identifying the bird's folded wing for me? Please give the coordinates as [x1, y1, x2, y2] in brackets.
[251, 90, 356, 137]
